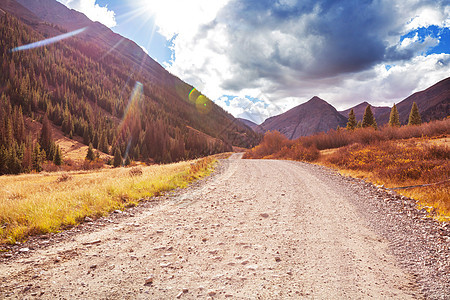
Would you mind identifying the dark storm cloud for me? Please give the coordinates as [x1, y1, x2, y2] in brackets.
[207, 0, 444, 93]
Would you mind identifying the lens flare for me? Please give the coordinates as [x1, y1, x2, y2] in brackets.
[188, 88, 200, 103]
[119, 81, 143, 131]
[10, 27, 87, 52]
[116, 81, 144, 161]
[196, 95, 213, 115]
[100, 38, 125, 60]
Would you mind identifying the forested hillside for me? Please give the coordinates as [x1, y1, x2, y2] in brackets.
[0, 13, 260, 174]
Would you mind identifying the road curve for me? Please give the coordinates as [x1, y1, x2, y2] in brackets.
[0, 156, 442, 299]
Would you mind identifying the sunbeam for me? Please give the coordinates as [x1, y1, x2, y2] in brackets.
[115, 81, 144, 163]
[100, 38, 125, 61]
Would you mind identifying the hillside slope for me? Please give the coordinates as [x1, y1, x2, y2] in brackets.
[339, 102, 390, 124]
[377, 77, 450, 124]
[237, 118, 260, 131]
[259, 97, 347, 139]
[0, 0, 259, 173]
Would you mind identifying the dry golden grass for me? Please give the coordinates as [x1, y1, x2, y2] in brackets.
[322, 137, 449, 218]
[0, 157, 216, 244]
[401, 185, 450, 222]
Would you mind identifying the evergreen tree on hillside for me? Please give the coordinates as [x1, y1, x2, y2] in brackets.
[389, 104, 400, 127]
[346, 109, 357, 131]
[408, 102, 422, 125]
[113, 148, 122, 167]
[39, 115, 52, 157]
[53, 145, 63, 166]
[32, 143, 45, 172]
[99, 134, 109, 154]
[362, 105, 377, 129]
[0, 146, 7, 174]
[86, 143, 95, 161]
[14, 106, 25, 143]
[124, 155, 131, 166]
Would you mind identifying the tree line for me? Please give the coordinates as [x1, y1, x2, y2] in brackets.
[345, 102, 422, 131]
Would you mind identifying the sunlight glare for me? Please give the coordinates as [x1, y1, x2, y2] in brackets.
[134, 0, 229, 39]
[10, 27, 87, 52]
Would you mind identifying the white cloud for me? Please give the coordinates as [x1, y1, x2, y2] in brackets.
[215, 96, 288, 124]
[405, 6, 450, 32]
[146, 0, 450, 122]
[322, 54, 450, 110]
[136, 0, 229, 39]
[57, 0, 117, 28]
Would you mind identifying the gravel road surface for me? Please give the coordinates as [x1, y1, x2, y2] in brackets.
[1, 154, 449, 299]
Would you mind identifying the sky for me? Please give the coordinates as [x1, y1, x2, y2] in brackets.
[56, 0, 450, 124]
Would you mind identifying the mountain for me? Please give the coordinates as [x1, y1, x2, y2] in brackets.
[258, 97, 348, 140]
[339, 102, 390, 124]
[0, 0, 259, 174]
[6, 0, 190, 91]
[377, 77, 450, 125]
[237, 118, 260, 131]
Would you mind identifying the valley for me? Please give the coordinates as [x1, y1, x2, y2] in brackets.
[0, 1, 449, 299]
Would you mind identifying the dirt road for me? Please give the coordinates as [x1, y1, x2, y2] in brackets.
[1, 154, 449, 299]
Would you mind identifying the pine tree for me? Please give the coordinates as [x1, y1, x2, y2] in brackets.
[346, 109, 357, 131]
[389, 103, 400, 127]
[86, 143, 95, 161]
[39, 114, 52, 159]
[408, 102, 422, 125]
[15, 106, 25, 143]
[99, 133, 109, 154]
[7, 145, 22, 174]
[362, 105, 376, 129]
[124, 155, 131, 166]
[113, 148, 122, 167]
[21, 135, 33, 173]
[83, 127, 90, 145]
[32, 143, 45, 172]
[0, 145, 7, 175]
[93, 132, 99, 148]
[53, 145, 63, 166]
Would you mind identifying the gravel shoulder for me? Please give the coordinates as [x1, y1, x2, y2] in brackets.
[0, 154, 448, 299]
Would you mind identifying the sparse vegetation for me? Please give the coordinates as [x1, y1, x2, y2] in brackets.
[245, 119, 450, 217]
[0, 156, 217, 244]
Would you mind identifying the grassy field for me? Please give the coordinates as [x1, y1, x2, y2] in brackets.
[0, 156, 219, 245]
[244, 120, 450, 220]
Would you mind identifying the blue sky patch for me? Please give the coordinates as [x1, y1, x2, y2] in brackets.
[401, 26, 450, 55]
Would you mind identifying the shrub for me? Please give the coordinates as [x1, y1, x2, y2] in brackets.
[245, 118, 449, 160]
[129, 167, 143, 177]
[325, 141, 449, 184]
[56, 173, 72, 183]
[243, 131, 290, 159]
